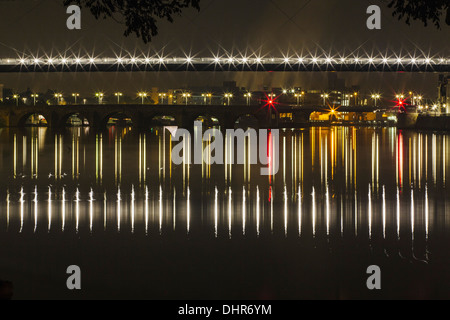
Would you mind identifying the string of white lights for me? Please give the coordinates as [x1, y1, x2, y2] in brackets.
[0, 55, 448, 66]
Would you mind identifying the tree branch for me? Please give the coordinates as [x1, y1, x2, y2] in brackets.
[63, 0, 201, 43]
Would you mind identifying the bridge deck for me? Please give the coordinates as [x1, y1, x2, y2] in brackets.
[0, 56, 449, 73]
[0, 104, 393, 129]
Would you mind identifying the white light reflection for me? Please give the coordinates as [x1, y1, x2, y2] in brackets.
[13, 134, 16, 178]
[173, 188, 176, 231]
[326, 184, 330, 236]
[242, 186, 246, 236]
[19, 187, 24, 233]
[432, 134, 437, 185]
[48, 186, 52, 232]
[117, 187, 121, 233]
[159, 185, 163, 234]
[75, 188, 80, 233]
[145, 186, 149, 235]
[256, 186, 260, 237]
[298, 185, 302, 237]
[312, 187, 316, 237]
[89, 188, 94, 233]
[131, 185, 135, 234]
[214, 187, 218, 238]
[103, 192, 107, 231]
[6, 190, 10, 230]
[284, 185, 288, 237]
[62, 188, 66, 232]
[228, 187, 232, 239]
[33, 186, 38, 233]
[187, 187, 190, 234]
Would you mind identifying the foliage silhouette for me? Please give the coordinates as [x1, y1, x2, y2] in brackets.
[64, 0, 200, 43]
[387, 0, 450, 28]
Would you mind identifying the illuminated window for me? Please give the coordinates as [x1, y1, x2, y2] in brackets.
[279, 113, 293, 120]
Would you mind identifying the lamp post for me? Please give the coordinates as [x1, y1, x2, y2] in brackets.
[244, 92, 252, 106]
[138, 92, 147, 105]
[182, 93, 191, 106]
[31, 94, 38, 106]
[417, 96, 423, 107]
[95, 92, 104, 105]
[54, 93, 63, 105]
[72, 93, 80, 105]
[353, 92, 358, 106]
[13, 95, 19, 106]
[294, 92, 304, 106]
[321, 93, 329, 106]
[159, 93, 167, 105]
[224, 93, 233, 106]
[371, 94, 381, 107]
[202, 93, 213, 105]
[115, 92, 123, 104]
[294, 93, 300, 106]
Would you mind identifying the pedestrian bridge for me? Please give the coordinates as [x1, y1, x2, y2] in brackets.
[0, 56, 448, 73]
[0, 104, 386, 130]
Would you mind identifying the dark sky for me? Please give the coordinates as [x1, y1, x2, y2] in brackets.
[0, 0, 448, 97]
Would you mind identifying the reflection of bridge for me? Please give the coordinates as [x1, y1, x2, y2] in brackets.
[0, 104, 386, 129]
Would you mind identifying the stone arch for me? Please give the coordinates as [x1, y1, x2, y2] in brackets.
[192, 114, 221, 127]
[18, 112, 51, 127]
[102, 112, 134, 127]
[150, 114, 178, 127]
[59, 112, 90, 127]
[292, 111, 313, 125]
[234, 114, 259, 129]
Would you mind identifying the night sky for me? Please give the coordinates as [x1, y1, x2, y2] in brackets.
[0, 0, 448, 97]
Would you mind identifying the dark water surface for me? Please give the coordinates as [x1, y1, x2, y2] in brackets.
[0, 126, 449, 299]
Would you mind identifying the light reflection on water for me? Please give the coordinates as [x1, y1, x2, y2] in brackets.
[0, 127, 449, 256]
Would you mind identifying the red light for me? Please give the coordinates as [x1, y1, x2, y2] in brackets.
[394, 97, 408, 111]
[261, 92, 280, 111]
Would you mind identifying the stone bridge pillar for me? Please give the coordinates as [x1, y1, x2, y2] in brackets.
[293, 110, 312, 125]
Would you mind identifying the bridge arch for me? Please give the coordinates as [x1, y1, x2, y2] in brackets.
[193, 114, 221, 128]
[18, 112, 51, 127]
[102, 112, 135, 128]
[59, 112, 90, 127]
[150, 114, 177, 127]
[234, 114, 259, 129]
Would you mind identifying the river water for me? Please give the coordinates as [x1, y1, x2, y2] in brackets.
[0, 126, 449, 299]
